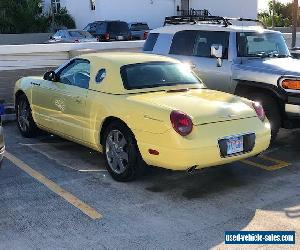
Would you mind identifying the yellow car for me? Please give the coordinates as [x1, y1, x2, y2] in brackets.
[14, 52, 271, 181]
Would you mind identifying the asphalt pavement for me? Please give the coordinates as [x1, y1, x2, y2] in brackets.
[0, 122, 299, 249]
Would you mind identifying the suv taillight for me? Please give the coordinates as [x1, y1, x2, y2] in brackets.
[170, 110, 193, 136]
[104, 33, 110, 41]
[143, 31, 149, 40]
[252, 102, 266, 122]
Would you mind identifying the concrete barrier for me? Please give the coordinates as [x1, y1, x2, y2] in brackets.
[283, 33, 300, 48]
[0, 41, 145, 71]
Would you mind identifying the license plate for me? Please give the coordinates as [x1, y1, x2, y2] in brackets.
[226, 136, 244, 155]
[116, 36, 124, 40]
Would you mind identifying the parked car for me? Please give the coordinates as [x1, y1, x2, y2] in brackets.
[128, 22, 150, 40]
[48, 29, 98, 43]
[144, 16, 300, 141]
[84, 21, 131, 41]
[0, 124, 4, 167]
[14, 52, 271, 181]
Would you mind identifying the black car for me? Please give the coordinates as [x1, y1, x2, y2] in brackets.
[84, 21, 131, 41]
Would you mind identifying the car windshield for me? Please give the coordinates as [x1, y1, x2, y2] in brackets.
[130, 23, 149, 31]
[121, 62, 202, 90]
[69, 31, 93, 38]
[237, 32, 290, 58]
[108, 22, 129, 33]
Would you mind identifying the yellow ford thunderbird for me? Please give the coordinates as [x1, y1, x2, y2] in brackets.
[15, 52, 271, 181]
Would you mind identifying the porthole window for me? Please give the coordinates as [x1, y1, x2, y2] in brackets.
[95, 69, 106, 83]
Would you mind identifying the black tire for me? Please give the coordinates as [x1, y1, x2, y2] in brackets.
[16, 94, 39, 138]
[247, 93, 281, 142]
[103, 121, 145, 182]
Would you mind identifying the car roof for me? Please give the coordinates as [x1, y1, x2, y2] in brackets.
[129, 22, 148, 25]
[150, 23, 279, 34]
[79, 52, 180, 94]
[92, 20, 125, 23]
[81, 52, 178, 66]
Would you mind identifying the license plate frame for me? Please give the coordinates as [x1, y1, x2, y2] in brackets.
[116, 36, 124, 40]
[226, 135, 244, 156]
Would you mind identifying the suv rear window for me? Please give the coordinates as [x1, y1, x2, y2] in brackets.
[170, 30, 229, 58]
[121, 62, 200, 90]
[107, 22, 129, 33]
[130, 23, 149, 31]
[143, 33, 159, 51]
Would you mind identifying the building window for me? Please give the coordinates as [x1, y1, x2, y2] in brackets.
[90, 0, 96, 10]
[51, 0, 61, 13]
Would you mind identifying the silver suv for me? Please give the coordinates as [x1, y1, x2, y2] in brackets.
[144, 16, 300, 141]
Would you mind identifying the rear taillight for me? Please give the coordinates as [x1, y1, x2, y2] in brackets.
[143, 31, 149, 40]
[252, 102, 266, 122]
[104, 33, 110, 41]
[170, 110, 193, 136]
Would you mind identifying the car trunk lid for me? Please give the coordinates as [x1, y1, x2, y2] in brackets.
[130, 89, 256, 125]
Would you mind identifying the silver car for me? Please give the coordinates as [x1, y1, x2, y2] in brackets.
[48, 29, 98, 43]
[0, 125, 4, 166]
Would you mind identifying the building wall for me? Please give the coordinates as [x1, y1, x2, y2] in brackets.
[43, 0, 258, 30]
[97, 0, 177, 29]
[190, 0, 258, 19]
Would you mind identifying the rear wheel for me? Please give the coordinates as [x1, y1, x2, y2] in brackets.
[247, 93, 281, 142]
[103, 121, 145, 182]
[16, 94, 38, 138]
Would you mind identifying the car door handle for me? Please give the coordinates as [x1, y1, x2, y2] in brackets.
[31, 82, 40, 86]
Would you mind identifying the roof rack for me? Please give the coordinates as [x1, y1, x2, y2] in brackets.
[164, 15, 265, 28]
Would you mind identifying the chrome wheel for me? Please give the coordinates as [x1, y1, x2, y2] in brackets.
[105, 129, 129, 174]
[18, 99, 30, 132]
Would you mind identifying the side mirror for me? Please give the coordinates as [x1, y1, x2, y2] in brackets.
[43, 71, 58, 81]
[211, 44, 223, 67]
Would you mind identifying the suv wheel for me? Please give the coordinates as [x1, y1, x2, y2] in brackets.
[103, 121, 145, 182]
[16, 94, 38, 138]
[248, 93, 281, 142]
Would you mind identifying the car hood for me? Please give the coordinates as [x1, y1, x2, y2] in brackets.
[236, 57, 300, 76]
[130, 89, 256, 125]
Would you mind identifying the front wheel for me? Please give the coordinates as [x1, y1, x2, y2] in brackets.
[16, 94, 38, 138]
[103, 121, 145, 182]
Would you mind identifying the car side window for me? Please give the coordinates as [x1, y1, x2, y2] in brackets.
[61, 31, 67, 39]
[143, 33, 159, 51]
[96, 23, 106, 33]
[83, 24, 90, 31]
[58, 59, 91, 89]
[193, 31, 229, 59]
[95, 69, 106, 83]
[169, 31, 198, 56]
[53, 31, 60, 39]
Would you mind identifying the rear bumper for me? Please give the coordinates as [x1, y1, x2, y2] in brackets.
[136, 118, 271, 171]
